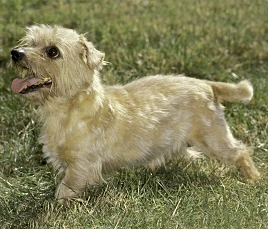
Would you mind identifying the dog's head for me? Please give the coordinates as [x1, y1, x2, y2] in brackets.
[10, 25, 105, 102]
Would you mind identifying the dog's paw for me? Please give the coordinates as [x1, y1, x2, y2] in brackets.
[55, 182, 78, 204]
[236, 155, 261, 181]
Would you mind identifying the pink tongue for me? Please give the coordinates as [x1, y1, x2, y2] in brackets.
[11, 77, 41, 93]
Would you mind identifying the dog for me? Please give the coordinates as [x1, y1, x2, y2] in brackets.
[10, 25, 260, 203]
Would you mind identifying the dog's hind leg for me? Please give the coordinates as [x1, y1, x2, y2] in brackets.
[188, 110, 260, 180]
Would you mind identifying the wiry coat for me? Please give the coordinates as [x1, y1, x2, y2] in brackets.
[11, 25, 260, 203]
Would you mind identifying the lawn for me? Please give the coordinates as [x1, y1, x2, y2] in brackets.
[0, 0, 268, 228]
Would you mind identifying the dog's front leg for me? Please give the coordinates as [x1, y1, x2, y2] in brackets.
[55, 160, 103, 204]
[55, 167, 85, 204]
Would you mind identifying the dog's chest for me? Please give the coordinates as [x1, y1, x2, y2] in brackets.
[39, 100, 98, 164]
[38, 100, 77, 168]
[41, 114, 66, 147]
[38, 109, 66, 166]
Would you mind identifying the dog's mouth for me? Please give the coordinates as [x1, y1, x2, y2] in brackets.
[11, 75, 52, 94]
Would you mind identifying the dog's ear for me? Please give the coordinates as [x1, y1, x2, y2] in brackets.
[79, 35, 105, 70]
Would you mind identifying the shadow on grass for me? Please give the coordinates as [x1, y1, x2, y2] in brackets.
[84, 159, 227, 204]
[0, 158, 235, 228]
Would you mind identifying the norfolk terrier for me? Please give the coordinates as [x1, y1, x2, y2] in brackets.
[11, 25, 260, 203]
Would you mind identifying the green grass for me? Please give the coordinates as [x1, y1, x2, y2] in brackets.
[0, 0, 268, 228]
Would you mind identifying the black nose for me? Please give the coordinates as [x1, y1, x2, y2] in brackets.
[11, 49, 25, 62]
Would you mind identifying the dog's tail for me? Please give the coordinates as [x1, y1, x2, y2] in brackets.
[208, 80, 253, 103]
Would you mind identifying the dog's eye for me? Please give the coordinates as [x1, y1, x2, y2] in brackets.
[46, 46, 60, 58]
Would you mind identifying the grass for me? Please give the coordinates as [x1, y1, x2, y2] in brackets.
[0, 0, 268, 228]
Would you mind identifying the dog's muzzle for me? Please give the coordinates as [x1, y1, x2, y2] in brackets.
[11, 49, 25, 62]
[10, 48, 53, 94]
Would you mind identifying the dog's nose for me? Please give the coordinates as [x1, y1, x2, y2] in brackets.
[11, 49, 25, 62]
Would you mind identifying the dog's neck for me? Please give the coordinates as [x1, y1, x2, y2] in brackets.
[37, 71, 105, 124]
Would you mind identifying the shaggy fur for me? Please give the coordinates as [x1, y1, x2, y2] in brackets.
[10, 25, 260, 203]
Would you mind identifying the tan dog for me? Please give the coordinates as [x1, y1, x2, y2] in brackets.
[11, 25, 260, 203]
